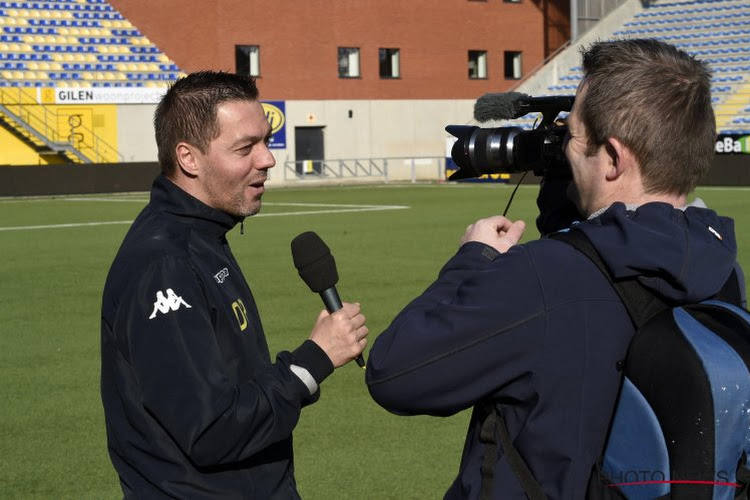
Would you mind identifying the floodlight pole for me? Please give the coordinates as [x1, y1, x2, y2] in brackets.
[570, 0, 579, 42]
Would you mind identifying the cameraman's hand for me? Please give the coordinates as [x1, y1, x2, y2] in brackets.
[460, 215, 526, 254]
[308, 302, 368, 368]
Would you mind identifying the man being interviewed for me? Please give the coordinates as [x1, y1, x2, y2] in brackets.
[101, 71, 368, 499]
[366, 39, 739, 499]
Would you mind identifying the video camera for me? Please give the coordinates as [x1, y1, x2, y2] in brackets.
[446, 93, 575, 180]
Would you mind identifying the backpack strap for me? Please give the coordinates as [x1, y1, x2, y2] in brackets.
[715, 267, 743, 307]
[549, 229, 671, 327]
[479, 401, 547, 500]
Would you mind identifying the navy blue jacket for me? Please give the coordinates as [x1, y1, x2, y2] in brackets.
[101, 175, 333, 499]
[366, 201, 738, 499]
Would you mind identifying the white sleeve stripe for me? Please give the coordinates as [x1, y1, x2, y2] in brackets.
[290, 364, 318, 395]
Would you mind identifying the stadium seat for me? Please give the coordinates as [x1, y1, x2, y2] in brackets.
[0, 0, 182, 89]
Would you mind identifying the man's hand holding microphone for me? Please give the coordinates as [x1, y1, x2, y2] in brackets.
[292, 231, 368, 369]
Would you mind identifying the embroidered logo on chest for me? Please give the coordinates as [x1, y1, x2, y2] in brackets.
[214, 267, 230, 283]
[232, 298, 249, 331]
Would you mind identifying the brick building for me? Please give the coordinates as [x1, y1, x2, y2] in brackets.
[108, 0, 569, 182]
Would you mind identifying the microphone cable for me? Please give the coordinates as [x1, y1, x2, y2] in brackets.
[502, 170, 528, 217]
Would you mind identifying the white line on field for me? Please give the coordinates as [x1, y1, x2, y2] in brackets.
[0, 204, 410, 231]
[61, 198, 402, 209]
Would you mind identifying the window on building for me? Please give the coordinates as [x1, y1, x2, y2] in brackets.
[468, 50, 487, 79]
[338, 47, 360, 78]
[379, 48, 400, 78]
[235, 45, 260, 77]
[504, 51, 523, 79]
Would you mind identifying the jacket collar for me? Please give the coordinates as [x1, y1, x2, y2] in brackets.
[150, 174, 244, 237]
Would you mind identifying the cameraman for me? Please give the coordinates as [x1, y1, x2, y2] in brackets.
[366, 38, 740, 498]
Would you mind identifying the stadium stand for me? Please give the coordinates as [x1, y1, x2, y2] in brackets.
[0, 0, 183, 88]
[513, 0, 750, 135]
[0, 0, 183, 163]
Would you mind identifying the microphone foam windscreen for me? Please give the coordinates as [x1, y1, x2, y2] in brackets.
[473, 91, 530, 122]
[291, 231, 339, 293]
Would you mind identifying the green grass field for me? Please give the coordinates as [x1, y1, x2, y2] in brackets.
[1, 182, 749, 499]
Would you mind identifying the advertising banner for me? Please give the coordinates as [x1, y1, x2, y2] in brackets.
[262, 101, 286, 149]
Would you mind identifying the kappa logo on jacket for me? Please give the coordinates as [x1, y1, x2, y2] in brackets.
[148, 288, 192, 319]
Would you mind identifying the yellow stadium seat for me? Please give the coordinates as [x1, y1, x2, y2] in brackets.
[22, 35, 34, 44]
[39, 62, 51, 71]
[83, 71, 94, 81]
[1, 70, 13, 80]
[158, 54, 169, 63]
[29, 10, 40, 18]
[58, 27, 69, 35]
[13, 71, 23, 79]
[66, 36, 78, 45]
[58, 81, 68, 88]
[117, 72, 127, 81]
[36, 71, 49, 80]
[101, 20, 112, 28]
[7, 9, 18, 17]
[49, 62, 62, 71]
[51, 11, 62, 19]
[0, 43, 9, 52]
[41, 10, 51, 19]
[85, 54, 97, 62]
[28, 62, 39, 70]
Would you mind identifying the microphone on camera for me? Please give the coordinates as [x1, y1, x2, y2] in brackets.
[473, 91, 530, 122]
[474, 93, 575, 124]
[291, 231, 365, 368]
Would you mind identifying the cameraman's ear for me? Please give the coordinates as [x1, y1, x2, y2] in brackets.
[604, 137, 635, 181]
[175, 142, 200, 178]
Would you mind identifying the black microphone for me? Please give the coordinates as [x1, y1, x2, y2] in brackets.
[473, 91, 530, 122]
[473, 92, 575, 123]
[291, 231, 365, 368]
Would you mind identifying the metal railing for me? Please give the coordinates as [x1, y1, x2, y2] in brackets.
[282, 157, 446, 183]
[0, 86, 123, 163]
